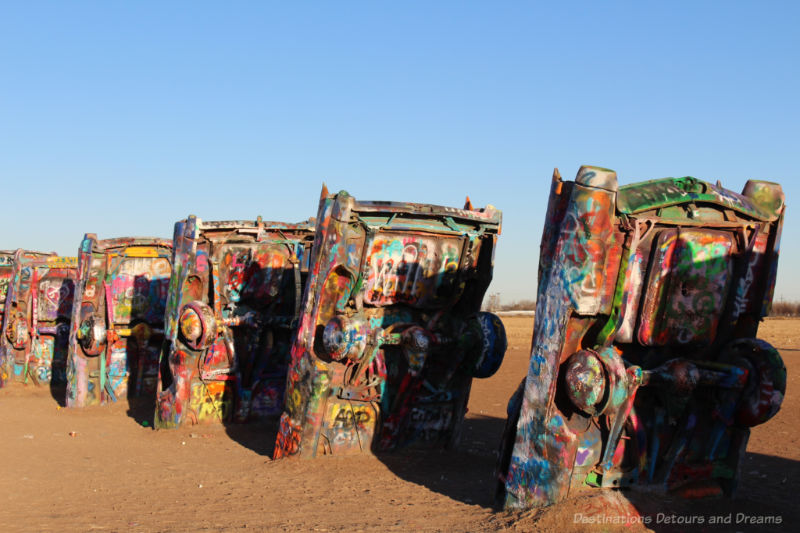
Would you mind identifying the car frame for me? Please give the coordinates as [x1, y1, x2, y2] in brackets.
[0, 251, 77, 387]
[0, 250, 16, 387]
[66, 235, 173, 407]
[497, 166, 785, 509]
[155, 215, 316, 428]
[274, 187, 506, 458]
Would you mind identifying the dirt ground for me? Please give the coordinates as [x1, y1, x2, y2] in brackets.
[0, 316, 797, 532]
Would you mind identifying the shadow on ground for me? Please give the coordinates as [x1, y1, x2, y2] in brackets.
[511, 452, 800, 533]
[616, 452, 800, 532]
[377, 413, 800, 532]
[225, 419, 279, 457]
[126, 395, 156, 428]
[217, 409, 799, 532]
[49, 383, 66, 407]
[218, 411, 506, 508]
[377, 414, 506, 509]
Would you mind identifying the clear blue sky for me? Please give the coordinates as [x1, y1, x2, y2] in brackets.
[2, 2, 798, 302]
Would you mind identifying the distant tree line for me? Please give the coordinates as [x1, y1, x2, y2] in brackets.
[770, 300, 800, 317]
[483, 293, 800, 316]
[482, 293, 535, 312]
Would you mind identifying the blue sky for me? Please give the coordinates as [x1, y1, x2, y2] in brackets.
[1, 2, 798, 302]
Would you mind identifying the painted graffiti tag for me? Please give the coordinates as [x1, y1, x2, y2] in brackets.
[364, 236, 461, 306]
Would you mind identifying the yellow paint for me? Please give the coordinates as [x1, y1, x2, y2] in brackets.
[327, 401, 374, 429]
[287, 388, 302, 412]
[123, 247, 163, 258]
[190, 381, 231, 422]
[45, 256, 78, 267]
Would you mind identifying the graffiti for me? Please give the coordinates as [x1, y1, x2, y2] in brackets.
[616, 248, 644, 343]
[320, 401, 377, 453]
[639, 230, 733, 345]
[154, 216, 315, 428]
[38, 278, 75, 320]
[732, 232, 769, 318]
[0, 277, 9, 302]
[364, 236, 461, 307]
[497, 166, 786, 510]
[109, 258, 171, 323]
[190, 382, 233, 423]
[405, 405, 453, 442]
[274, 188, 505, 459]
[331, 403, 373, 428]
[66, 235, 173, 407]
[250, 382, 283, 417]
[0, 252, 77, 388]
[223, 249, 251, 303]
[274, 415, 302, 459]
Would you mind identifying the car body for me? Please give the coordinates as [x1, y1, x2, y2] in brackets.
[497, 166, 786, 509]
[155, 216, 316, 428]
[274, 188, 506, 458]
[66, 235, 173, 407]
[0, 251, 77, 387]
[0, 250, 16, 387]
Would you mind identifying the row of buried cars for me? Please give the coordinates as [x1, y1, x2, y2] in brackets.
[0, 167, 788, 510]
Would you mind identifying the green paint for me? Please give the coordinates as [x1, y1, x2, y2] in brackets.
[617, 177, 778, 221]
[597, 246, 632, 347]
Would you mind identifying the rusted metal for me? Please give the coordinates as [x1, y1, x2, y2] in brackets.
[154, 216, 316, 428]
[497, 166, 786, 509]
[274, 187, 505, 458]
[66, 235, 173, 407]
[0, 250, 76, 387]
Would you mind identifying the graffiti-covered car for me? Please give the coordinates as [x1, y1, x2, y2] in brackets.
[0, 252, 77, 387]
[66, 235, 173, 407]
[155, 216, 315, 428]
[274, 187, 505, 458]
[0, 250, 16, 386]
[497, 166, 785, 509]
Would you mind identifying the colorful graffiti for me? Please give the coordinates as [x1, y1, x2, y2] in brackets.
[274, 187, 506, 459]
[66, 235, 173, 407]
[154, 216, 315, 428]
[0, 251, 16, 386]
[497, 166, 786, 510]
[0, 251, 75, 388]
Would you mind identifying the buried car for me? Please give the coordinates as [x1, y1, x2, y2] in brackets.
[0, 250, 15, 386]
[0, 252, 77, 387]
[155, 216, 315, 428]
[497, 166, 786, 509]
[66, 235, 173, 407]
[274, 187, 506, 458]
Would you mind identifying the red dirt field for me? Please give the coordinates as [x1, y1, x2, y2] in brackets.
[1, 316, 797, 532]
